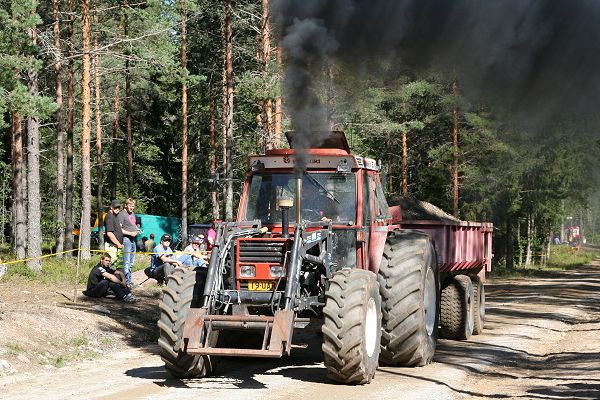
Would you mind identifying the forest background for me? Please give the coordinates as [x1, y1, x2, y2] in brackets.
[1, 0, 599, 272]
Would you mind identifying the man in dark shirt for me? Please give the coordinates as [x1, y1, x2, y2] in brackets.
[83, 253, 137, 303]
[104, 199, 124, 269]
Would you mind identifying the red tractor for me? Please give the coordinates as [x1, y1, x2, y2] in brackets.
[158, 131, 493, 384]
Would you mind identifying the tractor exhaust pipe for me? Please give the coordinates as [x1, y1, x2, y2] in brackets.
[295, 171, 302, 224]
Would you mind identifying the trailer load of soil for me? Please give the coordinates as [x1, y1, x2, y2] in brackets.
[387, 196, 461, 223]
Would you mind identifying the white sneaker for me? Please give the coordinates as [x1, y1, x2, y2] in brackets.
[123, 293, 138, 303]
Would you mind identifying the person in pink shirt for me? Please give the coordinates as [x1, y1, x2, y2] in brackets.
[206, 221, 218, 251]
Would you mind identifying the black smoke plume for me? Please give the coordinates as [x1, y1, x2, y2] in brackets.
[275, 0, 600, 138]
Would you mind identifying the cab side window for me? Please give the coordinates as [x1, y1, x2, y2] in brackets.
[362, 172, 372, 225]
[373, 175, 391, 220]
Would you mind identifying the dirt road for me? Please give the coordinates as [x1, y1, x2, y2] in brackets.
[1, 260, 600, 400]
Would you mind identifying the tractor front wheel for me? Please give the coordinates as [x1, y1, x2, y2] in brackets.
[158, 266, 215, 378]
[322, 269, 381, 384]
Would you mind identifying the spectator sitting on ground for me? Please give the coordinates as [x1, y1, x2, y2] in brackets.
[144, 234, 182, 284]
[83, 252, 137, 303]
[176, 235, 208, 268]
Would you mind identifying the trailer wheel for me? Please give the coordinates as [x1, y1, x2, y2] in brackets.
[322, 269, 381, 384]
[378, 230, 440, 367]
[158, 266, 216, 378]
[439, 275, 474, 340]
[471, 275, 485, 335]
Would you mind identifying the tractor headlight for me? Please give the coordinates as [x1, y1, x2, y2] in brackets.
[240, 265, 256, 277]
[270, 266, 286, 278]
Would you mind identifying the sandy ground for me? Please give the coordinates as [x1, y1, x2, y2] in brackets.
[0, 261, 599, 400]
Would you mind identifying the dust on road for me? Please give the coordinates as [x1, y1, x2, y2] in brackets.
[1, 260, 599, 400]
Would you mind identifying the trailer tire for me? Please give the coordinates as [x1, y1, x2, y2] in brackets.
[471, 275, 485, 335]
[158, 266, 216, 378]
[322, 269, 381, 384]
[378, 230, 440, 367]
[439, 275, 474, 340]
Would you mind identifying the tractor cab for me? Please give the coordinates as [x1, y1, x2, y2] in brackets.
[237, 131, 392, 272]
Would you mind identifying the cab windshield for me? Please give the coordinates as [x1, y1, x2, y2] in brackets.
[244, 172, 356, 224]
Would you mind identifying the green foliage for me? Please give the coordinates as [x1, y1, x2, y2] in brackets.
[491, 245, 598, 278]
[1, 1, 599, 276]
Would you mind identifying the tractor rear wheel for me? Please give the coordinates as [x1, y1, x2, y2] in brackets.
[322, 269, 381, 384]
[439, 275, 474, 340]
[158, 266, 216, 378]
[471, 275, 485, 335]
[378, 230, 440, 367]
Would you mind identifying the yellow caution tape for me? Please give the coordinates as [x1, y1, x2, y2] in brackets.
[0, 248, 210, 266]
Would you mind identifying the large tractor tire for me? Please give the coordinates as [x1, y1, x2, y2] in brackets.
[322, 269, 382, 384]
[158, 266, 215, 378]
[377, 230, 440, 367]
[439, 275, 474, 340]
[471, 275, 485, 335]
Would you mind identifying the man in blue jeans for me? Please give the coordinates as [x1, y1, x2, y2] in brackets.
[119, 198, 138, 288]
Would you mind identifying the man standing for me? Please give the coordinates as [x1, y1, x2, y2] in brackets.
[144, 234, 182, 284]
[145, 233, 155, 253]
[104, 199, 124, 268]
[119, 198, 138, 288]
[83, 252, 137, 303]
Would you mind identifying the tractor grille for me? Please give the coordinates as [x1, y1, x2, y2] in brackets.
[238, 240, 286, 264]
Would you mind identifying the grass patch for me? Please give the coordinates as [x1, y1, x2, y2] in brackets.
[54, 355, 66, 368]
[6, 342, 25, 356]
[491, 245, 598, 278]
[71, 334, 90, 347]
[100, 336, 114, 345]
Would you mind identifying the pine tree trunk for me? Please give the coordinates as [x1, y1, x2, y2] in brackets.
[506, 216, 514, 269]
[27, 24, 42, 271]
[11, 112, 26, 260]
[327, 64, 335, 131]
[125, 2, 133, 197]
[525, 214, 533, 266]
[386, 132, 392, 193]
[517, 218, 522, 266]
[65, 0, 75, 252]
[94, 5, 104, 248]
[261, 0, 273, 149]
[80, 0, 92, 260]
[223, 0, 234, 221]
[209, 81, 220, 220]
[274, 44, 282, 148]
[110, 83, 120, 200]
[53, 0, 65, 255]
[452, 78, 459, 217]
[180, 0, 188, 242]
[401, 118, 408, 197]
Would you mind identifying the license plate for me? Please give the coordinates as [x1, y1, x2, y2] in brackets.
[248, 280, 275, 291]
